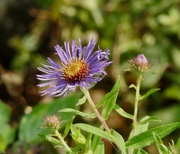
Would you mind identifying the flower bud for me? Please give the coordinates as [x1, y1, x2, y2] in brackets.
[43, 114, 61, 130]
[71, 126, 86, 145]
[129, 54, 150, 74]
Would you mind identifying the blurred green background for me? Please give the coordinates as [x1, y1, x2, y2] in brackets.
[0, 0, 180, 153]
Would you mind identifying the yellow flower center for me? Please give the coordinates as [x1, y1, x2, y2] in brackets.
[62, 58, 89, 82]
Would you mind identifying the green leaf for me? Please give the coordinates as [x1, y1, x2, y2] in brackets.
[74, 123, 125, 153]
[160, 144, 172, 154]
[129, 116, 150, 139]
[153, 132, 169, 154]
[0, 101, 11, 123]
[175, 136, 180, 150]
[126, 122, 180, 149]
[96, 76, 120, 120]
[19, 94, 81, 144]
[46, 135, 61, 145]
[63, 117, 74, 138]
[129, 84, 137, 90]
[71, 125, 86, 145]
[110, 129, 126, 153]
[139, 88, 160, 101]
[153, 132, 163, 145]
[84, 134, 93, 154]
[91, 135, 102, 153]
[114, 104, 133, 120]
[129, 116, 161, 139]
[0, 101, 15, 152]
[93, 141, 104, 154]
[59, 108, 96, 118]
[0, 134, 7, 152]
[76, 96, 86, 106]
[133, 148, 148, 154]
[137, 149, 148, 154]
[137, 116, 161, 125]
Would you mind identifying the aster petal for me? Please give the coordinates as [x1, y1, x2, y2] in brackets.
[76, 38, 83, 59]
[47, 58, 60, 69]
[37, 67, 52, 74]
[64, 42, 72, 59]
[55, 45, 69, 65]
[72, 40, 78, 58]
[83, 39, 96, 60]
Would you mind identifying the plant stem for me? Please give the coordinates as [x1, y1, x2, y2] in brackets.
[130, 75, 142, 154]
[55, 129, 72, 153]
[81, 88, 110, 133]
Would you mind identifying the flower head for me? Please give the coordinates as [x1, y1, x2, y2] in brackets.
[43, 114, 61, 130]
[129, 54, 150, 74]
[37, 39, 111, 97]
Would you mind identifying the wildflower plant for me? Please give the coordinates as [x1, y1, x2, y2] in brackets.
[37, 39, 180, 154]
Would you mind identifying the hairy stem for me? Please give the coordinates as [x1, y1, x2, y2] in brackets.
[130, 75, 142, 154]
[81, 88, 110, 133]
[55, 129, 72, 153]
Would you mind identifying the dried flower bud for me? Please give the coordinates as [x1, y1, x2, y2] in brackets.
[43, 114, 61, 130]
[129, 54, 150, 74]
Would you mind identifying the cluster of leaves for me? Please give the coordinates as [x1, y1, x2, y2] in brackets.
[37, 77, 180, 154]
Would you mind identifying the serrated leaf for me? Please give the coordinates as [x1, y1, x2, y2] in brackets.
[139, 88, 160, 101]
[114, 104, 133, 120]
[96, 76, 120, 120]
[74, 123, 125, 153]
[59, 108, 96, 118]
[126, 122, 180, 149]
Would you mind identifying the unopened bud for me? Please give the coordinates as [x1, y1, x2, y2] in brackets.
[129, 54, 150, 73]
[71, 126, 86, 145]
[43, 114, 61, 130]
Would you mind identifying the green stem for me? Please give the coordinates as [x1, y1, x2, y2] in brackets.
[81, 88, 110, 133]
[130, 75, 142, 154]
[55, 129, 72, 153]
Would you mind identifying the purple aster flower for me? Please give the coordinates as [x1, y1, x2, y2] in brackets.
[36, 39, 111, 97]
